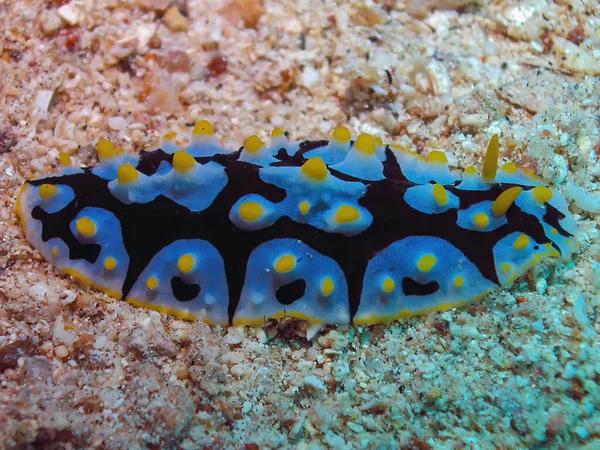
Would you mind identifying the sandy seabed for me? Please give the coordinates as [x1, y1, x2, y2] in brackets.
[1, 0, 600, 449]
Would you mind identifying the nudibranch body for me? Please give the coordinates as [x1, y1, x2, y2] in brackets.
[16, 122, 578, 326]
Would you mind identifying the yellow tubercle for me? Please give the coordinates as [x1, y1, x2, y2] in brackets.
[513, 234, 530, 250]
[474, 212, 490, 229]
[464, 165, 478, 176]
[428, 150, 448, 164]
[501, 162, 518, 174]
[375, 137, 383, 147]
[331, 126, 351, 143]
[116, 147, 125, 156]
[173, 150, 196, 173]
[299, 201, 310, 215]
[382, 277, 396, 293]
[97, 138, 116, 159]
[501, 263, 512, 272]
[274, 254, 296, 273]
[244, 135, 264, 153]
[482, 134, 499, 182]
[353, 133, 376, 156]
[59, 153, 72, 167]
[76, 217, 96, 237]
[454, 275, 464, 288]
[117, 163, 139, 184]
[301, 157, 328, 181]
[51, 247, 59, 256]
[432, 184, 448, 207]
[146, 277, 159, 290]
[491, 186, 522, 218]
[239, 201, 263, 222]
[39, 184, 58, 200]
[335, 205, 360, 224]
[178, 254, 195, 273]
[103, 257, 117, 271]
[163, 131, 177, 141]
[271, 127, 285, 137]
[192, 120, 214, 136]
[322, 277, 335, 296]
[417, 254, 437, 273]
[532, 186, 553, 203]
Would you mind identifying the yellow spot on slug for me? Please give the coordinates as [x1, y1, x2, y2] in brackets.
[331, 126, 351, 143]
[513, 234, 530, 250]
[76, 217, 96, 237]
[271, 127, 285, 137]
[244, 135, 263, 153]
[432, 184, 448, 206]
[354, 133, 376, 156]
[335, 205, 360, 224]
[551, 227, 558, 235]
[117, 163, 139, 184]
[464, 166, 477, 175]
[163, 131, 177, 141]
[322, 277, 334, 296]
[474, 212, 490, 229]
[59, 153, 72, 167]
[97, 138, 116, 159]
[299, 201, 310, 215]
[51, 247, 59, 256]
[532, 186, 553, 203]
[239, 201, 263, 222]
[104, 257, 117, 271]
[482, 134, 499, 181]
[116, 147, 125, 156]
[274, 254, 296, 273]
[146, 277, 158, 290]
[501, 162, 518, 173]
[301, 157, 328, 181]
[491, 186, 522, 218]
[417, 254, 437, 273]
[192, 120, 214, 136]
[382, 277, 395, 293]
[501, 263, 511, 272]
[454, 275, 464, 288]
[173, 150, 196, 173]
[428, 150, 447, 164]
[39, 184, 58, 200]
[178, 254, 195, 273]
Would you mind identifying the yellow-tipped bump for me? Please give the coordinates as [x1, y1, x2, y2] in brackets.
[97, 138, 116, 159]
[271, 127, 285, 137]
[301, 157, 328, 181]
[146, 277, 158, 290]
[501, 263, 511, 272]
[322, 277, 334, 296]
[163, 131, 177, 141]
[428, 150, 448, 164]
[501, 162, 518, 174]
[244, 135, 264, 153]
[482, 134, 499, 182]
[117, 163, 139, 184]
[76, 217, 96, 237]
[274, 254, 296, 273]
[382, 277, 396, 293]
[491, 186, 522, 218]
[432, 184, 448, 207]
[474, 212, 490, 229]
[335, 205, 360, 224]
[464, 165, 477, 176]
[51, 247, 59, 256]
[299, 201, 310, 215]
[354, 133, 376, 156]
[173, 150, 196, 173]
[513, 234, 530, 250]
[192, 120, 214, 136]
[417, 254, 437, 273]
[178, 254, 195, 273]
[532, 186, 553, 203]
[332, 126, 351, 143]
[59, 153, 72, 167]
[39, 184, 58, 200]
[454, 275, 464, 288]
[239, 201, 263, 222]
[116, 147, 125, 156]
[104, 257, 117, 271]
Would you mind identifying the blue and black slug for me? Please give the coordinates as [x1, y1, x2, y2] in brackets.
[16, 122, 578, 326]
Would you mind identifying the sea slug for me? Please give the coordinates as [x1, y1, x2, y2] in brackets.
[16, 122, 578, 326]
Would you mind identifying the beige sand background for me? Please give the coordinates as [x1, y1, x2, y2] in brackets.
[1, 0, 599, 448]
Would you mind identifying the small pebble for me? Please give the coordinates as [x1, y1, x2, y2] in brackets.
[163, 6, 189, 32]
